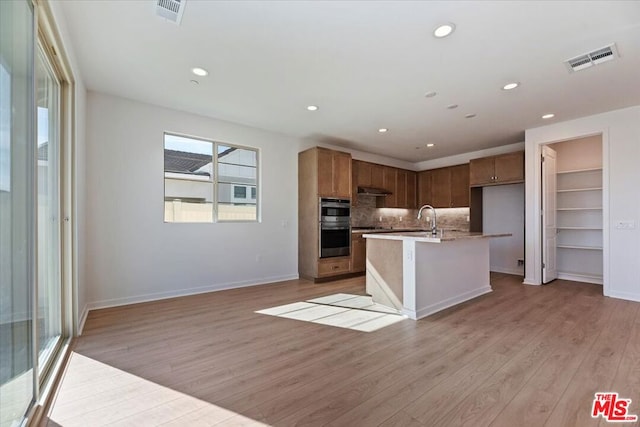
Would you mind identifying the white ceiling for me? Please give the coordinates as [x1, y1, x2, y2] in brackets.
[59, 1, 640, 162]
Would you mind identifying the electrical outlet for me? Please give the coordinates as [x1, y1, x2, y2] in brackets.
[615, 220, 636, 230]
[399, 216, 403, 222]
[517, 259, 524, 266]
[466, 215, 470, 222]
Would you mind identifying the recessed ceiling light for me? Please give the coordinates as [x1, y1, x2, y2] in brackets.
[424, 91, 437, 98]
[542, 113, 555, 119]
[433, 23, 455, 38]
[378, 128, 388, 133]
[447, 104, 458, 109]
[465, 113, 476, 118]
[306, 105, 319, 111]
[191, 67, 208, 77]
[190, 79, 199, 85]
[426, 143, 435, 147]
[502, 82, 519, 90]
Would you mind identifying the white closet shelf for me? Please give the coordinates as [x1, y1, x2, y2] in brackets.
[557, 187, 602, 193]
[556, 167, 603, 175]
[556, 207, 603, 211]
[557, 245, 603, 251]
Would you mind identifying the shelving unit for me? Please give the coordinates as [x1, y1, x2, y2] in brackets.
[556, 167, 602, 284]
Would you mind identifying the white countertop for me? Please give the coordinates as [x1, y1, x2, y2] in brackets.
[362, 230, 512, 243]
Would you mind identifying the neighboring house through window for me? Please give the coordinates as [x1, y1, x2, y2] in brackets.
[163, 133, 258, 222]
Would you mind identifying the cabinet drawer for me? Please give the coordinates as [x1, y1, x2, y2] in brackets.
[318, 258, 351, 276]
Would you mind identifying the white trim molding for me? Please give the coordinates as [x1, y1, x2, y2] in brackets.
[85, 274, 299, 312]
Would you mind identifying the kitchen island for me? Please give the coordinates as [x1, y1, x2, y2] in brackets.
[363, 230, 511, 320]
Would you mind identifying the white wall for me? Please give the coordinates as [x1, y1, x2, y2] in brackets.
[483, 184, 524, 275]
[551, 134, 602, 171]
[85, 92, 299, 309]
[415, 142, 525, 170]
[525, 105, 640, 302]
[302, 140, 416, 170]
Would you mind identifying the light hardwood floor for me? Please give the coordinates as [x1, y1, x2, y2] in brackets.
[40, 274, 640, 426]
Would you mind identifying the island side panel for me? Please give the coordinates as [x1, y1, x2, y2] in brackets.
[414, 238, 492, 319]
[365, 238, 404, 310]
[402, 240, 418, 319]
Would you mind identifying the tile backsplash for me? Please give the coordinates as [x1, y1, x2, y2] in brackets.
[351, 195, 470, 231]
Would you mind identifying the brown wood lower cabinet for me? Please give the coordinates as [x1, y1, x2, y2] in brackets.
[351, 234, 366, 273]
[317, 257, 351, 277]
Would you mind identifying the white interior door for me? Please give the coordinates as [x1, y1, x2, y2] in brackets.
[542, 145, 558, 283]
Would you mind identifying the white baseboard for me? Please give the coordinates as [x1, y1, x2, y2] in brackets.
[490, 266, 524, 276]
[605, 290, 640, 303]
[557, 272, 603, 285]
[86, 274, 300, 312]
[522, 275, 539, 285]
[77, 304, 89, 336]
[411, 286, 493, 320]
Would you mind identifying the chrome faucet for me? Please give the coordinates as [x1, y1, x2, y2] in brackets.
[417, 204, 437, 236]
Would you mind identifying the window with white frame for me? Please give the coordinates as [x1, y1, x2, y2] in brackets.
[163, 133, 258, 222]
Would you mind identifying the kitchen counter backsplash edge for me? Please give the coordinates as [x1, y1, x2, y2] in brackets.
[351, 195, 470, 232]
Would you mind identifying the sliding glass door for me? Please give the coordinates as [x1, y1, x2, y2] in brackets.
[1, 1, 67, 425]
[36, 45, 62, 372]
[0, 0, 36, 426]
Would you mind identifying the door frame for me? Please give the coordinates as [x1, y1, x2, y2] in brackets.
[541, 145, 558, 284]
[523, 128, 609, 296]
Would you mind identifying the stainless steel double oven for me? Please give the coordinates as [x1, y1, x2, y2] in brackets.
[319, 198, 351, 258]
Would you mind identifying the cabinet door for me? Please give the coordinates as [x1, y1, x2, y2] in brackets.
[417, 170, 432, 207]
[450, 164, 470, 207]
[356, 161, 372, 187]
[351, 235, 366, 273]
[431, 167, 451, 208]
[351, 160, 359, 206]
[406, 171, 417, 209]
[382, 167, 397, 207]
[371, 164, 384, 188]
[495, 151, 524, 184]
[317, 148, 334, 197]
[332, 151, 352, 199]
[396, 169, 408, 208]
[469, 157, 495, 186]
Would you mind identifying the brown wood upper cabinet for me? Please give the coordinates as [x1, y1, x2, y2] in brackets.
[317, 148, 352, 198]
[351, 160, 416, 209]
[450, 164, 470, 207]
[469, 151, 524, 187]
[417, 164, 470, 208]
[383, 167, 397, 207]
[417, 170, 432, 208]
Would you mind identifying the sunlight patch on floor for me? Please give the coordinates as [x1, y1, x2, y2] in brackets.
[47, 352, 270, 426]
[256, 294, 406, 332]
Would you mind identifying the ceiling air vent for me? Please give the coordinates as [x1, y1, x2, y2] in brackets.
[565, 43, 619, 73]
[155, 0, 186, 25]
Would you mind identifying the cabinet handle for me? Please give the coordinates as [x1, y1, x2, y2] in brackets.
[333, 265, 339, 269]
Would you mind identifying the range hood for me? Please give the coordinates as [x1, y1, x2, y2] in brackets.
[357, 186, 391, 197]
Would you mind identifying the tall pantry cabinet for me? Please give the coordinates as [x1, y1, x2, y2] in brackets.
[299, 147, 352, 281]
